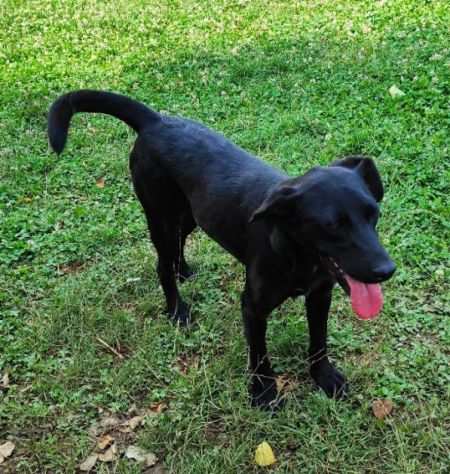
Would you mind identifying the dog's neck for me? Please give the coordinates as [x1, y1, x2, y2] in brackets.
[268, 224, 326, 296]
[269, 225, 316, 267]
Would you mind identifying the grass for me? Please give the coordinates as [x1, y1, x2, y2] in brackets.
[1, 0, 449, 472]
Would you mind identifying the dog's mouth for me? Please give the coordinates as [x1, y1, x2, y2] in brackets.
[324, 257, 383, 320]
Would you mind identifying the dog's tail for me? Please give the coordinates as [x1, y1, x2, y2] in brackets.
[48, 90, 159, 154]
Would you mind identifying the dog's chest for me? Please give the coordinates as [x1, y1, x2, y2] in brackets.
[289, 264, 326, 298]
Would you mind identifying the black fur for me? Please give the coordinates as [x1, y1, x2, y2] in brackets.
[48, 90, 395, 409]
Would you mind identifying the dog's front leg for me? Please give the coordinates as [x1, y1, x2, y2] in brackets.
[306, 281, 348, 398]
[241, 289, 280, 409]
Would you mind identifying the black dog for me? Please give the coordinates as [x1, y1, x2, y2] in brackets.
[48, 90, 395, 408]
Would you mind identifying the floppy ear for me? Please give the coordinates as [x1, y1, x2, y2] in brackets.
[331, 155, 384, 202]
[249, 184, 299, 223]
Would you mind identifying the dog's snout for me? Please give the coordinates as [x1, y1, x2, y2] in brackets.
[372, 261, 396, 281]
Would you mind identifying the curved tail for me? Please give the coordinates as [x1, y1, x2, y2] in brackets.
[48, 90, 159, 154]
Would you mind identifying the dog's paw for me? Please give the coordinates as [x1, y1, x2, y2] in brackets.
[168, 301, 192, 327]
[310, 360, 348, 399]
[250, 376, 284, 411]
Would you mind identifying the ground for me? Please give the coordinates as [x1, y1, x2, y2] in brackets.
[0, 0, 449, 472]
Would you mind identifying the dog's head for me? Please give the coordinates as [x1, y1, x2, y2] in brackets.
[250, 156, 395, 320]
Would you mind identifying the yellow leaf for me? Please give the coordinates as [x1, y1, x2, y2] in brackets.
[255, 441, 276, 467]
[96, 177, 105, 188]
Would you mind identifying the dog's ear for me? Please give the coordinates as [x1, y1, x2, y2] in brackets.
[331, 155, 384, 202]
[249, 184, 300, 223]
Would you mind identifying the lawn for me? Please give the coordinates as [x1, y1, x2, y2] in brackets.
[1, 0, 449, 472]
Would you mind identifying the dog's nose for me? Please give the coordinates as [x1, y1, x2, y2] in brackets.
[372, 261, 396, 281]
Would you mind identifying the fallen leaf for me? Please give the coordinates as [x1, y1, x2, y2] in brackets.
[125, 445, 157, 467]
[59, 260, 84, 275]
[98, 443, 117, 462]
[388, 84, 405, 98]
[99, 415, 121, 429]
[129, 415, 145, 430]
[96, 177, 105, 188]
[88, 424, 100, 438]
[276, 375, 298, 393]
[148, 402, 167, 414]
[121, 415, 145, 433]
[176, 353, 199, 374]
[0, 442, 15, 461]
[89, 414, 121, 437]
[97, 434, 114, 451]
[1, 372, 9, 389]
[204, 419, 224, 442]
[255, 441, 276, 467]
[79, 454, 98, 472]
[372, 399, 394, 419]
[144, 464, 166, 474]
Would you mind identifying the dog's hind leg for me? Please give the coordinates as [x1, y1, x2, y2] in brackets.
[147, 211, 191, 325]
[175, 212, 196, 283]
[131, 154, 192, 326]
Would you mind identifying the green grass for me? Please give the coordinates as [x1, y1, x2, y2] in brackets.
[1, 0, 449, 472]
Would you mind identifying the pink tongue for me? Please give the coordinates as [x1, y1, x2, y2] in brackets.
[344, 275, 383, 320]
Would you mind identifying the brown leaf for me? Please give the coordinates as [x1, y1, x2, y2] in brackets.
[121, 415, 145, 433]
[79, 454, 98, 472]
[88, 424, 100, 438]
[372, 399, 394, 419]
[148, 402, 167, 414]
[96, 177, 105, 188]
[276, 375, 298, 393]
[128, 415, 145, 431]
[176, 353, 199, 375]
[204, 419, 224, 442]
[89, 415, 121, 438]
[144, 464, 166, 474]
[98, 443, 117, 462]
[59, 260, 84, 275]
[0, 442, 15, 461]
[99, 415, 121, 429]
[97, 434, 114, 451]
